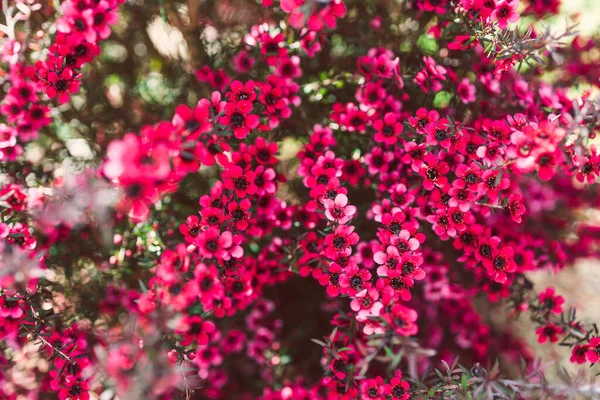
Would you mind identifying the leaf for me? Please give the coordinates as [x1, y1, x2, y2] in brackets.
[311, 338, 327, 347]
[138, 280, 148, 293]
[329, 327, 338, 343]
[461, 374, 468, 391]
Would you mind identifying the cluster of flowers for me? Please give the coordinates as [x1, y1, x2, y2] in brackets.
[261, 0, 346, 32]
[0, 65, 51, 162]
[0, 0, 122, 162]
[102, 74, 299, 220]
[5, 0, 600, 398]
[34, 0, 122, 104]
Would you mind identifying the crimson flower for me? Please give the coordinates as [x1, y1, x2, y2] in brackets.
[538, 287, 564, 314]
[535, 324, 564, 344]
[386, 376, 411, 400]
[222, 165, 257, 198]
[220, 100, 259, 139]
[227, 198, 252, 231]
[384, 304, 418, 336]
[361, 376, 387, 400]
[176, 315, 216, 346]
[419, 153, 449, 190]
[324, 225, 359, 259]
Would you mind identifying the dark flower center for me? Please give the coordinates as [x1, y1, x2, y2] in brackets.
[234, 177, 249, 191]
[94, 13, 105, 25]
[465, 173, 478, 185]
[70, 385, 82, 395]
[390, 278, 405, 290]
[231, 113, 245, 127]
[201, 277, 214, 290]
[392, 385, 406, 398]
[186, 120, 200, 131]
[265, 42, 279, 53]
[329, 273, 340, 286]
[332, 236, 347, 249]
[265, 94, 276, 105]
[426, 168, 439, 181]
[544, 298, 555, 309]
[493, 256, 506, 270]
[389, 222, 401, 235]
[402, 262, 415, 274]
[205, 240, 219, 252]
[451, 211, 464, 224]
[125, 183, 143, 198]
[74, 18, 87, 31]
[368, 387, 379, 398]
[55, 79, 69, 92]
[333, 359, 346, 371]
[480, 244, 492, 259]
[350, 116, 363, 127]
[383, 125, 394, 136]
[232, 208, 245, 221]
[350, 276, 363, 289]
[538, 155, 551, 166]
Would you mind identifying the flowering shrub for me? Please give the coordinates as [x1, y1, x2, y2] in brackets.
[2, 0, 600, 398]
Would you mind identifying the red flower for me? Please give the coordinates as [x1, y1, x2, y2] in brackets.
[176, 315, 216, 346]
[483, 244, 516, 283]
[249, 137, 278, 165]
[324, 225, 359, 259]
[197, 227, 242, 260]
[318, 262, 344, 297]
[36, 60, 81, 104]
[222, 165, 257, 198]
[571, 344, 589, 364]
[377, 271, 413, 302]
[361, 376, 386, 400]
[179, 215, 202, 243]
[339, 266, 371, 296]
[172, 103, 211, 139]
[227, 198, 252, 231]
[538, 287, 564, 314]
[535, 324, 563, 344]
[220, 100, 259, 139]
[327, 353, 351, 380]
[419, 153, 450, 190]
[227, 80, 257, 102]
[373, 112, 403, 145]
[58, 378, 90, 400]
[384, 304, 418, 336]
[491, 0, 520, 29]
[586, 338, 600, 363]
[506, 194, 526, 223]
[386, 376, 411, 399]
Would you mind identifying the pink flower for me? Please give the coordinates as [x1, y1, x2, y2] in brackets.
[323, 193, 357, 224]
[491, 0, 520, 29]
[457, 77, 476, 103]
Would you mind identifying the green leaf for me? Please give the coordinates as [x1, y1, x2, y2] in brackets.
[138, 280, 148, 293]
[417, 35, 439, 55]
[433, 91, 452, 109]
